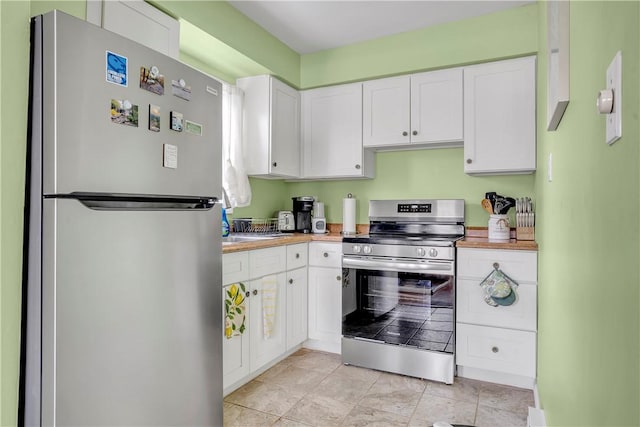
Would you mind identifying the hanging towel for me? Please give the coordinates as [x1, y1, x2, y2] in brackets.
[261, 275, 278, 339]
[224, 283, 247, 339]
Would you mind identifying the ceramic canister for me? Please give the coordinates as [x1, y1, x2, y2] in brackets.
[488, 214, 510, 241]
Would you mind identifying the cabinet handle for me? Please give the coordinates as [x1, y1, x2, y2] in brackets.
[492, 346, 499, 353]
[336, 275, 342, 281]
[253, 289, 258, 296]
[296, 253, 300, 259]
[466, 158, 473, 164]
[289, 278, 294, 284]
[323, 252, 329, 258]
[272, 162, 277, 167]
[245, 291, 250, 297]
[355, 164, 361, 170]
[412, 130, 418, 136]
[402, 131, 408, 136]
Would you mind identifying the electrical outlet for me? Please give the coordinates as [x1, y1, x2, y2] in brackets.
[606, 51, 622, 145]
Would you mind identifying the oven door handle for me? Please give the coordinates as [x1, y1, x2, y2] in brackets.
[342, 256, 453, 274]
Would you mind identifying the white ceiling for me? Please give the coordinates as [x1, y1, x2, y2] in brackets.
[229, 1, 535, 55]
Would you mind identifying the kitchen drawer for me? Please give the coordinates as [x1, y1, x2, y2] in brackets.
[457, 248, 537, 283]
[287, 243, 308, 270]
[456, 323, 536, 378]
[223, 251, 250, 285]
[308, 242, 342, 268]
[249, 246, 286, 278]
[457, 279, 537, 331]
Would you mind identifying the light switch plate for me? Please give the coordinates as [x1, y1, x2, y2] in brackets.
[606, 51, 622, 145]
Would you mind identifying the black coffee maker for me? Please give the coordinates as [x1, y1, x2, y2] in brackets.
[292, 196, 314, 233]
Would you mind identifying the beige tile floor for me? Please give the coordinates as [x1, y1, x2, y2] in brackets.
[224, 348, 534, 427]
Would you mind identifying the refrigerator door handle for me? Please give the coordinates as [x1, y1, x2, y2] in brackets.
[49, 193, 219, 210]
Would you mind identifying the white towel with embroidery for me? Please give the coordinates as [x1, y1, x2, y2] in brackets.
[261, 275, 278, 339]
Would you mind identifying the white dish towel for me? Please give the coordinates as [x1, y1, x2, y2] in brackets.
[261, 275, 278, 339]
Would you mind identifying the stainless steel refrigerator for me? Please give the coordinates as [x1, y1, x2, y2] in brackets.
[22, 10, 223, 425]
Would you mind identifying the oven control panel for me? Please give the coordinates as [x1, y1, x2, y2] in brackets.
[344, 243, 453, 261]
[397, 203, 431, 213]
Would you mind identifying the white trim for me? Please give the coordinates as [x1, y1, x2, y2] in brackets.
[303, 338, 341, 354]
[534, 382, 542, 409]
[456, 365, 535, 389]
[528, 407, 546, 427]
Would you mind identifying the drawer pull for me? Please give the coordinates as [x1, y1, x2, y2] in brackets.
[492, 346, 499, 353]
[336, 275, 341, 281]
[253, 289, 258, 296]
[493, 262, 500, 269]
[245, 291, 250, 297]
[296, 253, 300, 259]
[324, 252, 329, 258]
[289, 278, 294, 284]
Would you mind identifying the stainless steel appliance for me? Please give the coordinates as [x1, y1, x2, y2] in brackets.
[21, 11, 223, 425]
[292, 196, 314, 233]
[341, 199, 465, 384]
[277, 210, 295, 232]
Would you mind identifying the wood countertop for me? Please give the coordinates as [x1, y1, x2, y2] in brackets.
[456, 227, 538, 251]
[222, 232, 343, 254]
[222, 227, 538, 253]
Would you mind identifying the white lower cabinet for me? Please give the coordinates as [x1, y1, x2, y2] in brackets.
[306, 242, 342, 353]
[456, 247, 538, 389]
[249, 273, 287, 371]
[222, 244, 308, 393]
[286, 266, 308, 350]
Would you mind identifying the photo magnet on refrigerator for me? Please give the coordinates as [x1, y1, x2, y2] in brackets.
[110, 99, 138, 127]
[171, 79, 192, 101]
[170, 111, 183, 132]
[185, 120, 203, 136]
[139, 66, 164, 95]
[106, 51, 128, 86]
[149, 104, 161, 132]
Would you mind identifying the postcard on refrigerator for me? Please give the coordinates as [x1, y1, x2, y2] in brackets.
[106, 51, 128, 87]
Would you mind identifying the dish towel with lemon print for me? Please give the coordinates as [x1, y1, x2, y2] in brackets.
[261, 275, 278, 339]
[224, 283, 246, 339]
[478, 265, 519, 307]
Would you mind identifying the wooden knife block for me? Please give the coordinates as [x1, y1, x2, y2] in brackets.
[516, 227, 535, 241]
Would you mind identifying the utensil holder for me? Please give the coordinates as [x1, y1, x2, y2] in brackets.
[516, 227, 535, 241]
[488, 214, 510, 241]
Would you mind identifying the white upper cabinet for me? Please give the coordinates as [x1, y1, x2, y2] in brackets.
[363, 68, 463, 149]
[463, 56, 536, 175]
[87, 0, 180, 58]
[237, 75, 300, 178]
[301, 83, 375, 179]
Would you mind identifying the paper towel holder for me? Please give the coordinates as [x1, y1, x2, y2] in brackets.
[342, 193, 357, 236]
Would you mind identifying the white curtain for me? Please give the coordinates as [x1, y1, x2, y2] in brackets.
[222, 84, 252, 208]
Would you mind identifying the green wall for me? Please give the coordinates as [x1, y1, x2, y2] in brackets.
[300, 3, 538, 88]
[534, 2, 639, 425]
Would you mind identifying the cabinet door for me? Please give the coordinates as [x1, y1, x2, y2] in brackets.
[222, 283, 250, 390]
[249, 273, 287, 371]
[307, 266, 342, 343]
[363, 76, 410, 147]
[410, 68, 463, 144]
[464, 56, 536, 174]
[270, 78, 300, 177]
[286, 267, 308, 350]
[302, 83, 369, 178]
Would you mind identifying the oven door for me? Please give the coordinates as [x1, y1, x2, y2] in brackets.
[342, 256, 455, 353]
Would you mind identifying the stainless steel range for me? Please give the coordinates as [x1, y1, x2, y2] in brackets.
[341, 199, 465, 384]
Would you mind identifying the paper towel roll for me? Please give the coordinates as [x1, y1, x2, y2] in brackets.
[342, 196, 356, 235]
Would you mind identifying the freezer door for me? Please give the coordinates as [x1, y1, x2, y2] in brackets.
[41, 198, 222, 425]
[39, 11, 221, 197]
